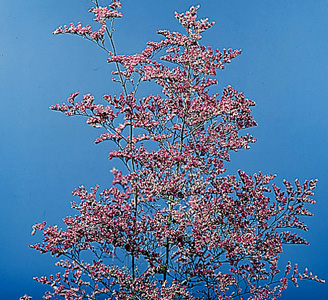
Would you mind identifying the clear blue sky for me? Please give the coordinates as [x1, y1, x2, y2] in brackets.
[0, 0, 327, 298]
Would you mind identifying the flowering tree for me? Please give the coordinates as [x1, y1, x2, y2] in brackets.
[21, 1, 324, 299]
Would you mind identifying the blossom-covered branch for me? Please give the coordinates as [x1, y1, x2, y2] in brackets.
[22, 1, 324, 299]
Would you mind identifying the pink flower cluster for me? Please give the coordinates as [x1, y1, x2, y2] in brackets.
[175, 5, 215, 34]
[89, 3, 122, 25]
[53, 0, 122, 43]
[53, 22, 107, 42]
[23, 1, 324, 299]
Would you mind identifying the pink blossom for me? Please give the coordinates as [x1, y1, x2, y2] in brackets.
[23, 2, 324, 300]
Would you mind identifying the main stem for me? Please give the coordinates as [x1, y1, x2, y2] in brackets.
[163, 110, 187, 283]
[103, 13, 138, 281]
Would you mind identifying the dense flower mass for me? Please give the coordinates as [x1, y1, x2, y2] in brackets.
[22, 1, 324, 299]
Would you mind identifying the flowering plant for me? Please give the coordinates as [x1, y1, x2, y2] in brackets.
[21, 1, 324, 299]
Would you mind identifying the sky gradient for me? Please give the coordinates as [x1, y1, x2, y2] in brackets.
[1, 0, 327, 298]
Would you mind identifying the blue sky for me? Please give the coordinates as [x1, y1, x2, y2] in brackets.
[1, 0, 327, 298]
